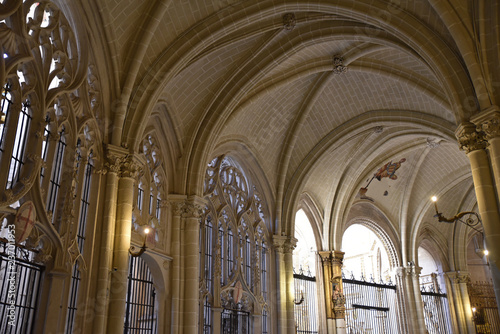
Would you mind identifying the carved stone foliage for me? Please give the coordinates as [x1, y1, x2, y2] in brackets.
[333, 55, 348, 75]
[456, 123, 488, 153]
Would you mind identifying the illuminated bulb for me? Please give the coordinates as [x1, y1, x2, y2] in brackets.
[484, 250, 489, 256]
[472, 307, 476, 313]
[144, 227, 150, 234]
[431, 196, 437, 202]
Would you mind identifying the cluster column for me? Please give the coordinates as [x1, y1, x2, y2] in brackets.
[106, 152, 142, 333]
[319, 250, 345, 334]
[444, 271, 475, 333]
[167, 195, 204, 334]
[273, 235, 297, 333]
[456, 121, 500, 310]
[182, 197, 204, 334]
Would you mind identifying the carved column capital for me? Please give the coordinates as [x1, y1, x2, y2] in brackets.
[319, 250, 344, 266]
[119, 155, 141, 179]
[182, 202, 204, 219]
[272, 235, 297, 254]
[104, 144, 144, 179]
[445, 271, 470, 284]
[471, 106, 500, 140]
[455, 122, 488, 153]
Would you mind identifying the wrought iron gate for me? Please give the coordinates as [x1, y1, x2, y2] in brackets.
[420, 285, 452, 333]
[0, 241, 43, 334]
[343, 273, 399, 333]
[293, 267, 318, 334]
[468, 281, 500, 333]
[221, 308, 250, 334]
[124, 256, 157, 333]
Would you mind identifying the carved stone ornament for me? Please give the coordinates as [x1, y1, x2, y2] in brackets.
[182, 202, 204, 219]
[272, 235, 297, 254]
[478, 116, 500, 140]
[283, 13, 296, 31]
[456, 123, 488, 153]
[333, 55, 348, 75]
[120, 155, 141, 179]
[454, 274, 470, 284]
[426, 137, 440, 148]
[105, 153, 122, 174]
[171, 201, 185, 216]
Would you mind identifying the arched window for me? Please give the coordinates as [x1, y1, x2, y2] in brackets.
[201, 155, 271, 333]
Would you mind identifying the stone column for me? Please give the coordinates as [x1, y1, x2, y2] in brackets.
[456, 122, 500, 311]
[92, 147, 121, 332]
[409, 265, 427, 333]
[273, 235, 297, 334]
[182, 197, 204, 334]
[106, 154, 141, 333]
[168, 195, 186, 334]
[319, 251, 346, 334]
[445, 271, 475, 333]
[393, 267, 410, 333]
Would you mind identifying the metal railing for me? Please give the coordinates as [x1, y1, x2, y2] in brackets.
[343, 272, 399, 334]
[468, 281, 500, 334]
[294, 267, 318, 334]
[420, 285, 452, 333]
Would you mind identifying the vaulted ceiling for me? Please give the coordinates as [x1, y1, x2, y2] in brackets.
[82, 0, 498, 265]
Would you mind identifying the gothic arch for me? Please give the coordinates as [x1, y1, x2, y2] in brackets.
[342, 202, 402, 269]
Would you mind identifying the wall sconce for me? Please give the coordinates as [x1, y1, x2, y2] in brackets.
[293, 286, 304, 305]
[129, 227, 150, 257]
[431, 196, 482, 234]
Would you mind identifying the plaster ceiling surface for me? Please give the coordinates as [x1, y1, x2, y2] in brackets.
[222, 75, 316, 187]
[91, 0, 481, 245]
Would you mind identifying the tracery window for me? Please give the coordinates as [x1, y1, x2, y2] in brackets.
[200, 155, 272, 333]
[132, 135, 165, 249]
[0, 1, 104, 333]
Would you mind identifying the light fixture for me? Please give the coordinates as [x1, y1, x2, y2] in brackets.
[129, 226, 150, 257]
[430, 196, 482, 234]
[484, 250, 489, 256]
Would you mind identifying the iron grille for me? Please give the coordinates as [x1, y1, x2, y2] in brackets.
[468, 281, 500, 333]
[343, 273, 399, 334]
[124, 256, 157, 333]
[420, 285, 452, 333]
[0, 240, 43, 334]
[221, 308, 250, 334]
[293, 267, 318, 334]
